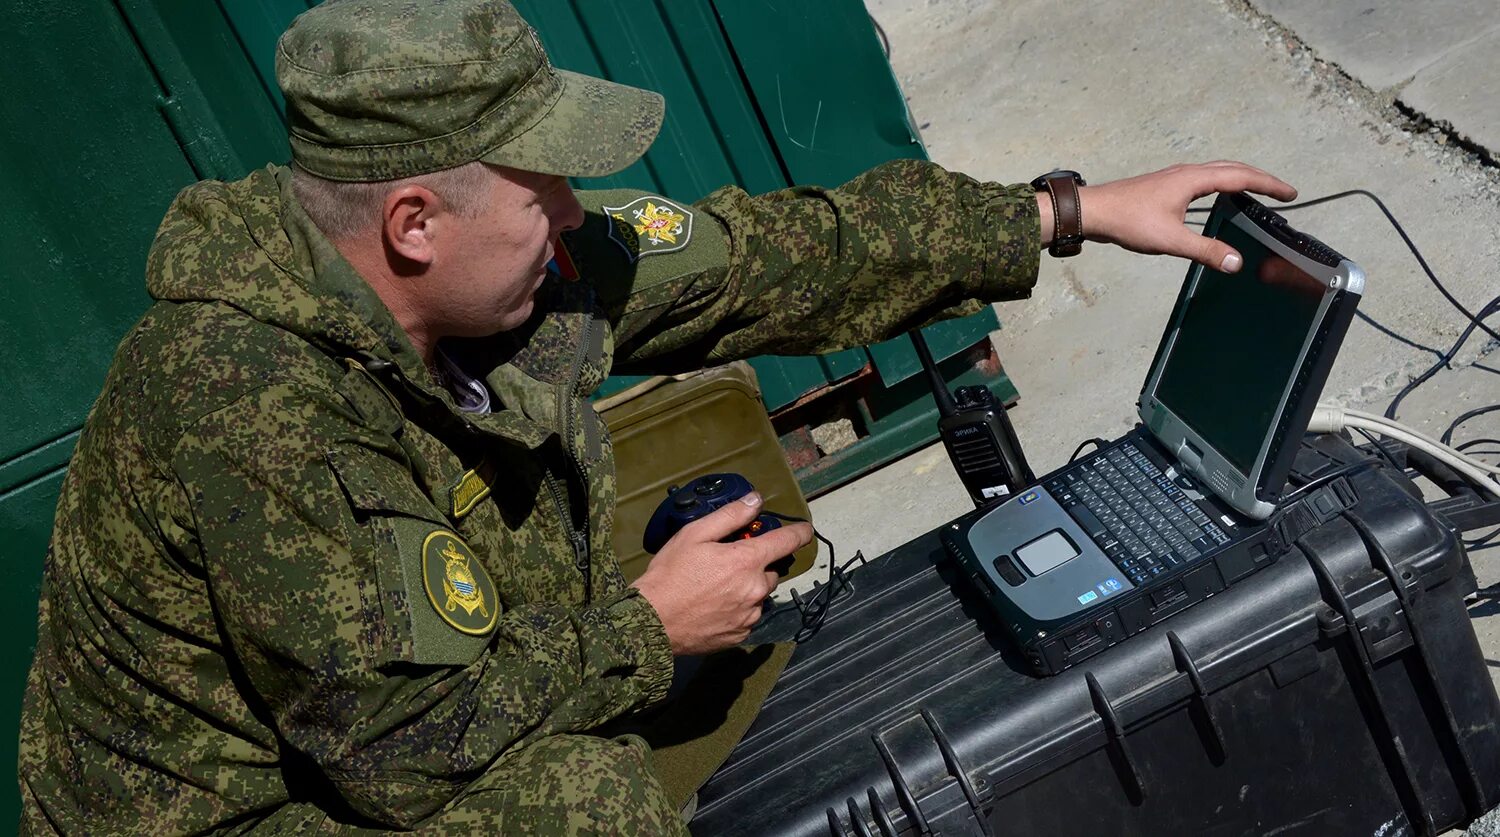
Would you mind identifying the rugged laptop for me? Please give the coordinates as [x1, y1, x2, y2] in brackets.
[945, 192, 1364, 674]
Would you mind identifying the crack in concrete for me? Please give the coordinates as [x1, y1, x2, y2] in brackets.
[1222, 0, 1500, 176]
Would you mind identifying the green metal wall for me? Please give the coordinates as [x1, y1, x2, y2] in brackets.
[1, 0, 1000, 824]
[1, 1, 302, 823]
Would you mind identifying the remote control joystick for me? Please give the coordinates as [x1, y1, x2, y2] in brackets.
[642, 473, 783, 554]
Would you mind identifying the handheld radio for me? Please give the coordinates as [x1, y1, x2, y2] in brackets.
[910, 330, 1034, 506]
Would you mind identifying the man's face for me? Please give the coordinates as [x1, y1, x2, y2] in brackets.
[433, 165, 585, 335]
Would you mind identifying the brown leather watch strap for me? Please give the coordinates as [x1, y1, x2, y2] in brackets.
[1030, 170, 1087, 257]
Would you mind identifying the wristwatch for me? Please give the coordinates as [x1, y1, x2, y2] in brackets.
[1030, 170, 1087, 258]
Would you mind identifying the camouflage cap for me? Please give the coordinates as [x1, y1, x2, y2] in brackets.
[276, 0, 664, 182]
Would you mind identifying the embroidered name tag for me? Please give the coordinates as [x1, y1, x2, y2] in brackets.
[450, 460, 499, 519]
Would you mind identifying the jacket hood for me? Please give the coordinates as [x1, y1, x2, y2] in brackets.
[145, 165, 417, 367]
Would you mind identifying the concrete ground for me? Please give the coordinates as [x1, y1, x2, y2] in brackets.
[779, 0, 1500, 830]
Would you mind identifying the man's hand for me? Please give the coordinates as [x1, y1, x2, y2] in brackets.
[630, 492, 814, 656]
[1037, 161, 1297, 273]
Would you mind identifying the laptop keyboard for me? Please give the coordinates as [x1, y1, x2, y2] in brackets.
[1044, 443, 1231, 586]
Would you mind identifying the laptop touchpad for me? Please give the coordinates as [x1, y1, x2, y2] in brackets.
[1014, 530, 1079, 576]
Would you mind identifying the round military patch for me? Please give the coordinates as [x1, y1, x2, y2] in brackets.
[421, 531, 499, 636]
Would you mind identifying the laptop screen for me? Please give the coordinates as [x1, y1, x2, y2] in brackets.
[1152, 219, 1327, 473]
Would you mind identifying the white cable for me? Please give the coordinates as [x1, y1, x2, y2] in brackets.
[1307, 405, 1348, 436]
[1348, 418, 1500, 495]
[1343, 417, 1493, 485]
[1311, 404, 1500, 474]
[1310, 403, 1500, 497]
[1344, 409, 1500, 477]
[1344, 414, 1500, 480]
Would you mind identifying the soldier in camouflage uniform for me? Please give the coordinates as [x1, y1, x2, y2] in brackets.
[17, 0, 1296, 833]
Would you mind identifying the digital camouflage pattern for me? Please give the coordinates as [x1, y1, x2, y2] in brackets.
[19, 158, 1038, 834]
[279, 0, 664, 181]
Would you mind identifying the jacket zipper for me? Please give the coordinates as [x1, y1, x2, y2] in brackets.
[543, 469, 591, 600]
[550, 302, 597, 601]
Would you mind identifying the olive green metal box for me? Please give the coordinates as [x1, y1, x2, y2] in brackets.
[600, 363, 818, 583]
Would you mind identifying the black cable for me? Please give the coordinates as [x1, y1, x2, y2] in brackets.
[760, 512, 866, 642]
[1467, 528, 1500, 552]
[1263, 190, 1500, 347]
[786, 541, 867, 644]
[1455, 438, 1500, 460]
[1354, 310, 1445, 359]
[1280, 459, 1377, 505]
[1069, 438, 1110, 463]
[1386, 295, 1500, 421]
[1442, 404, 1500, 447]
[1454, 438, 1500, 466]
[1352, 426, 1402, 471]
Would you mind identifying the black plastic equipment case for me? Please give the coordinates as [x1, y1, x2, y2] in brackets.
[693, 437, 1500, 836]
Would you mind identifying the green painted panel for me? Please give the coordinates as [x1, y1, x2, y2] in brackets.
[1, 1, 299, 822]
[0, 433, 79, 497]
[0, 469, 62, 830]
[820, 348, 869, 382]
[216, 0, 317, 118]
[516, 0, 787, 202]
[711, 0, 1001, 388]
[145, 0, 291, 172]
[711, 0, 924, 188]
[749, 349, 871, 407]
[749, 355, 828, 409]
[0, 0, 198, 471]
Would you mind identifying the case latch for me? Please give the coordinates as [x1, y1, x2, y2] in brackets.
[1267, 477, 1359, 556]
[1352, 588, 1413, 664]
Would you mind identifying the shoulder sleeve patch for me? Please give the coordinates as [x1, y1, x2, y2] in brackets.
[563, 188, 730, 318]
[602, 195, 694, 261]
[382, 516, 498, 665]
[326, 443, 496, 665]
[420, 531, 499, 636]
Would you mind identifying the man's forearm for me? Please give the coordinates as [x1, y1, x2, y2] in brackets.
[1029, 163, 1297, 272]
[593, 158, 1041, 373]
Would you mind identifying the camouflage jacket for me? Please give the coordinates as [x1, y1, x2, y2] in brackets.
[19, 160, 1039, 833]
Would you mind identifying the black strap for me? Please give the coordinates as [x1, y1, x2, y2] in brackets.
[1267, 477, 1359, 556]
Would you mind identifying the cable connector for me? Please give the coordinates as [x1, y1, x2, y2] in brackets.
[1308, 406, 1347, 434]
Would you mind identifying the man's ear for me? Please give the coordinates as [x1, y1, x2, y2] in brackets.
[382, 184, 442, 267]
